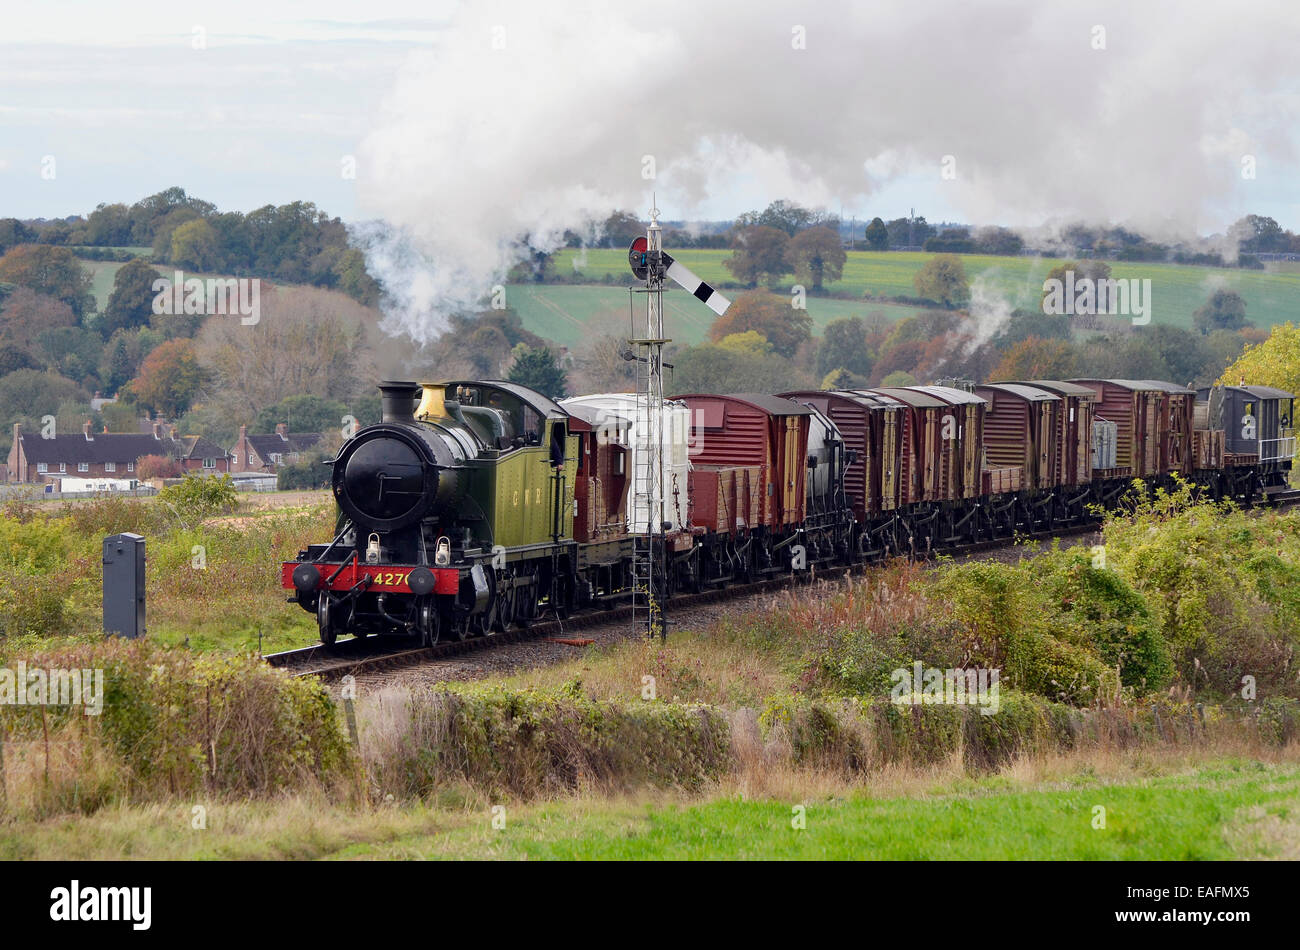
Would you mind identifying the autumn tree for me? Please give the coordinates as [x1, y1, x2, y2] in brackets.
[723, 226, 791, 286]
[575, 333, 636, 393]
[989, 337, 1078, 381]
[784, 226, 847, 291]
[0, 287, 76, 352]
[707, 290, 811, 358]
[716, 330, 774, 357]
[198, 285, 374, 416]
[913, 254, 970, 308]
[872, 340, 929, 384]
[0, 245, 93, 319]
[124, 338, 205, 417]
[137, 454, 181, 480]
[169, 218, 220, 271]
[1218, 321, 1300, 393]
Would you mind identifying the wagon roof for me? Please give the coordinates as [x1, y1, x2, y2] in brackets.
[903, 385, 987, 406]
[975, 383, 1060, 402]
[673, 393, 811, 416]
[1070, 378, 1194, 395]
[1131, 379, 1196, 395]
[1004, 380, 1098, 399]
[778, 389, 902, 412]
[870, 387, 949, 409]
[1203, 384, 1294, 400]
[560, 401, 632, 429]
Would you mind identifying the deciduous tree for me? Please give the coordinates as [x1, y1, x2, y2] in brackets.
[707, 290, 811, 358]
[913, 254, 969, 308]
[784, 226, 846, 291]
[0, 245, 93, 319]
[1218, 321, 1300, 393]
[124, 338, 205, 417]
[723, 226, 791, 286]
[100, 258, 162, 339]
[1193, 289, 1248, 332]
[989, 337, 1078, 381]
[864, 217, 889, 251]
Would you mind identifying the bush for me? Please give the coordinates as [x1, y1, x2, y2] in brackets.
[0, 640, 353, 816]
[277, 456, 330, 490]
[1033, 548, 1172, 692]
[137, 454, 180, 480]
[156, 472, 237, 524]
[360, 685, 732, 799]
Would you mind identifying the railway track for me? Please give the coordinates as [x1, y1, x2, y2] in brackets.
[264, 487, 1300, 682]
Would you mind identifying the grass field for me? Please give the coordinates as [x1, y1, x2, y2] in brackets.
[554, 247, 1300, 333]
[82, 259, 129, 312]
[4, 756, 1294, 859]
[502, 282, 927, 349]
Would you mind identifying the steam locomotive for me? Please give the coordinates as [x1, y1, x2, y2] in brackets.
[282, 376, 1295, 645]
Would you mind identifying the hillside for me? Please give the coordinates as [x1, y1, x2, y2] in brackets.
[551, 247, 1300, 336]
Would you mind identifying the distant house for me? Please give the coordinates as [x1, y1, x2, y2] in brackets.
[6, 420, 231, 484]
[230, 424, 325, 473]
[170, 431, 232, 474]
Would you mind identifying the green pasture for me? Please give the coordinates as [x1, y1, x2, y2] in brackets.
[343, 759, 1299, 860]
[502, 282, 926, 349]
[552, 248, 1300, 337]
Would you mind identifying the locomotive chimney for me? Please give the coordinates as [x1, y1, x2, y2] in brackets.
[379, 380, 421, 424]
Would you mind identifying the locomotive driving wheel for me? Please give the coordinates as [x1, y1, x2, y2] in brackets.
[493, 584, 515, 632]
[418, 599, 439, 647]
[317, 596, 337, 646]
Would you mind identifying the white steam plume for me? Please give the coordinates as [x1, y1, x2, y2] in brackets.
[965, 273, 1016, 355]
[355, 0, 1300, 342]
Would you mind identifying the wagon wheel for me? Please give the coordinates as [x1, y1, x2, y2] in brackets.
[685, 551, 703, 594]
[317, 596, 337, 646]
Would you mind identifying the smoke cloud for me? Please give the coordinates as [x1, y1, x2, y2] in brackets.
[355, 0, 1300, 341]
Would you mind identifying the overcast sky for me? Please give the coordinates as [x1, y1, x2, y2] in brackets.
[1, 1, 1297, 234]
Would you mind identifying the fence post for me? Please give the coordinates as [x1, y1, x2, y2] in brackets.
[1152, 704, 1166, 742]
